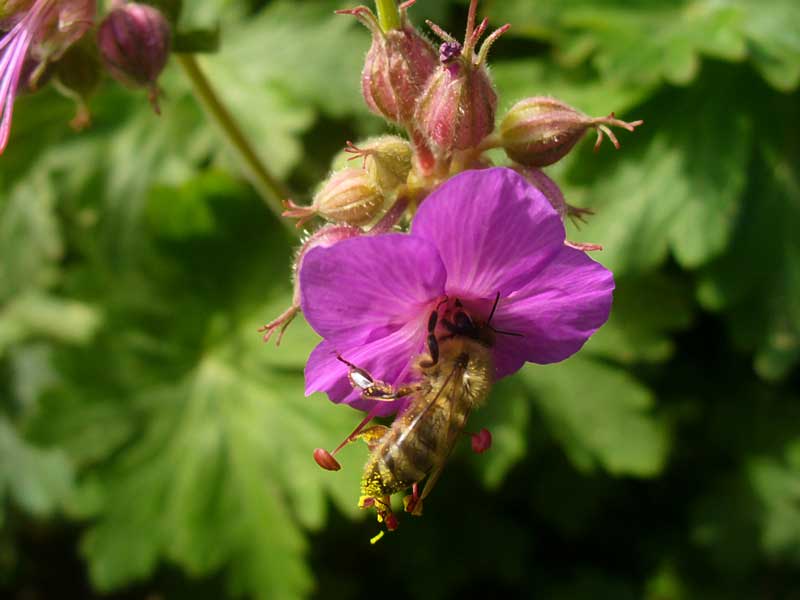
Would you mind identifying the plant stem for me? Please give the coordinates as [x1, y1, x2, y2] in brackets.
[176, 54, 294, 231]
[375, 0, 401, 31]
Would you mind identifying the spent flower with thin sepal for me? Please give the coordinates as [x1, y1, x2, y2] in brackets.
[0, 0, 176, 155]
[0, 0, 95, 153]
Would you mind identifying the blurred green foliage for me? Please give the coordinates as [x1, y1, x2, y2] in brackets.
[1, 0, 799, 598]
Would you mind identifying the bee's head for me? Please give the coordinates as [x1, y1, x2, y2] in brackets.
[421, 293, 521, 368]
[440, 301, 496, 348]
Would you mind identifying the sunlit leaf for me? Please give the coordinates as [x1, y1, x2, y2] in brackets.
[566, 72, 752, 274]
[520, 357, 670, 477]
[0, 419, 74, 518]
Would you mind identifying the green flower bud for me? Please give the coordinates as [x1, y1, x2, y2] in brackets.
[500, 97, 644, 167]
[345, 135, 412, 193]
[283, 168, 386, 229]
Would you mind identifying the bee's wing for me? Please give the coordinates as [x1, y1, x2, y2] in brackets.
[419, 364, 472, 502]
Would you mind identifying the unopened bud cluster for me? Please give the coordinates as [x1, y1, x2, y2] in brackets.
[278, 0, 642, 233]
[0, 0, 173, 154]
[265, 0, 644, 343]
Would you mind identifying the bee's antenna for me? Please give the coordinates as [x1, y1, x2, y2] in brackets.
[487, 292, 501, 325]
[485, 292, 523, 337]
[493, 328, 524, 338]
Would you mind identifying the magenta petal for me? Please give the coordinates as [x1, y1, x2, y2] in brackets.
[491, 245, 614, 370]
[412, 168, 566, 299]
[300, 233, 446, 346]
[304, 319, 428, 416]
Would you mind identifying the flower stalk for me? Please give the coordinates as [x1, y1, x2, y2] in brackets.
[176, 53, 294, 232]
[375, 0, 400, 32]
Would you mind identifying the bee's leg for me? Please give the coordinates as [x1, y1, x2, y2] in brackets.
[419, 309, 440, 367]
[356, 424, 389, 451]
[336, 354, 415, 401]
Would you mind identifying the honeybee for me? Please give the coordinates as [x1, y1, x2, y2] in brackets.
[315, 294, 513, 542]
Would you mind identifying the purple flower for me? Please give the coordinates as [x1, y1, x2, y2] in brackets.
[299, 167, 614, 416]
[0, 0, 94, 154]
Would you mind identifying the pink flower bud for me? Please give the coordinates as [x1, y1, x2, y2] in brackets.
[414, 49, 497, 154]
[500, 97, 644, 167]
[282, 168, 386, 229]
[414, 2, 508, 154]
[339, 4, 436, 125]
[97, 2, 170, 111]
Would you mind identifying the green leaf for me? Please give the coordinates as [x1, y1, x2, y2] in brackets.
[0, 293, 101, 357]
[490, 0, 799, 91]
[566, 74, 752, 274]
[0, 418, 74, 518]
[173, 27, 222, 54]
[698, 116, 800, 380]
[584, 273, 694, 364]
[69, 307, 362, 599]
[748, 451, 800, 563]
[0, 175, 62, 301]
[469, 377, 532, 489]
[520, 357, 670, 477]
[557, 2, 746, 87]
[212, 0, 372, 118]
[737, 0, 800, 91]
[492, 58, 654, 117]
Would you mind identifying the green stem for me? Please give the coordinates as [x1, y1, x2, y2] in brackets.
[375, 0, 401, 31]
[177, 54, 294, 232]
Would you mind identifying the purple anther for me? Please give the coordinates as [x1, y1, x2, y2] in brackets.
[439, 41, 462, 63]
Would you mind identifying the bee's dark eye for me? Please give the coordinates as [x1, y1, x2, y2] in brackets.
[454, 312, 473, 329]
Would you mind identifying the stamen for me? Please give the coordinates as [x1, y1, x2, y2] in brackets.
[439, 41, 462, 64]
[384, 512, 399, 531]
[471, 428, 492, 453]
[313, 403, 382, 471]
[370, 531, 385, 544]
[313, 448, 342, 471]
